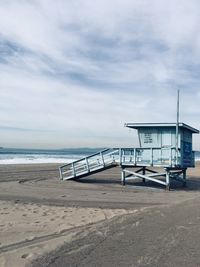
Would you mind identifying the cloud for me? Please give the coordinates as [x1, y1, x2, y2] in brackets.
[0, 0, 200, 148]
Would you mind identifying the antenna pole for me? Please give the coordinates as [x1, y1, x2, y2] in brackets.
[176, 89, 180, 165]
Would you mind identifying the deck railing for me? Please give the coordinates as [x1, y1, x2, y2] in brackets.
[119, 147, 181, 167]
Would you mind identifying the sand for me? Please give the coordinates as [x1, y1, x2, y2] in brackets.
[0, 163, 200, 267]
[0, 164, 142, 267]
[0, 200, 137, 267]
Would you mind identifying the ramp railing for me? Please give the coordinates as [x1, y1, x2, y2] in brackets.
[59, 148, 119, 180]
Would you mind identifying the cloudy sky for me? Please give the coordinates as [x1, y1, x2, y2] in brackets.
[0, 0, 200, 149]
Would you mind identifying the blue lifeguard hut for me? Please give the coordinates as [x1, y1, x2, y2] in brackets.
[120, 122, 199, 189]
[124, 122, 198, 168]
[59, 122, 198, 189]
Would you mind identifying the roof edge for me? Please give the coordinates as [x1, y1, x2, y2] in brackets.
[124, 122, 199, 134]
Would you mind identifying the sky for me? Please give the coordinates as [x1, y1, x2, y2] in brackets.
[0, 0, 200, 149]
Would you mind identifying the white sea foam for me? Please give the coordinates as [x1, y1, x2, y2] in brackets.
[0, 148, 100, 165]
[2, 157, 198, 164]
[0, 157, 77, 165]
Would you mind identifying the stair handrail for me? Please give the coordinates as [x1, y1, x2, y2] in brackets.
[59, 148, 112, 169]
[59, 148, 121, 180]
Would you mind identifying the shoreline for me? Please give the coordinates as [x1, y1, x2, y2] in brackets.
[1, 158, 200, 164]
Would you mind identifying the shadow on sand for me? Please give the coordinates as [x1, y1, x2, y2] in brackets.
[75, 176, 200, 192]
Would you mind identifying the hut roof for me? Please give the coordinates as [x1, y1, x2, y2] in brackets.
[124, 122, 199, 133]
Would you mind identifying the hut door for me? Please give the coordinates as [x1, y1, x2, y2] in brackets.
[161, 130, 171, 162]
[162, 130, 171, 147]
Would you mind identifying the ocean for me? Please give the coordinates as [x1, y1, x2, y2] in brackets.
[0, 148, 105, 164]
[0, 148, 199, 165]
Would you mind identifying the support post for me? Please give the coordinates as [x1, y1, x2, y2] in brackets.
[119, 148, 122, 165]
[151, 148, 153, 166]
[59, 167, 63, 180]
[183, 168, 187, 187]
[121, 167, 125, 185]
[134, 148, 136, 165]
[169, 148, 172, 167]
[142, 166, 146, 183]
[166, 169, 170, 190]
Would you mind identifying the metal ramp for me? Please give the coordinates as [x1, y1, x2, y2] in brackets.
[59, 148, 119, 180]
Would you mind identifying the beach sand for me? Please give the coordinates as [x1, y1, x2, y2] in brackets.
[0, 163, 200, 266]
[0, 201, 137, 267]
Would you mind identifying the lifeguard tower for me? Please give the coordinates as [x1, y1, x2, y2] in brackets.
[59, 121, 198, 189]
[121, 122, 199, 189]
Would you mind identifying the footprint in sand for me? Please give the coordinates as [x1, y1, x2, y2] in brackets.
[25, 236, 35, 241]
[21, 253, 35, 259]
[33, 210, 38, 214]
[21, 253, 29, 259]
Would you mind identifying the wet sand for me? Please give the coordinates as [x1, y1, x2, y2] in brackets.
[0, 163, 200, 266]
